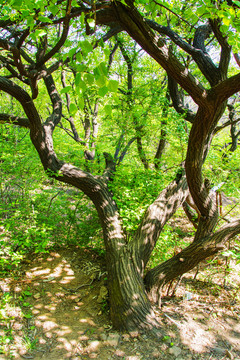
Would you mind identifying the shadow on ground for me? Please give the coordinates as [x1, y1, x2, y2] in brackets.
[0, 246, 240, 359]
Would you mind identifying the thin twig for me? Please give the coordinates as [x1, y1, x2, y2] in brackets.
[62, 279, 94, 293]
[163, 313, 182, 328]
[216, 202, 240, 227]
[152, 0, 192, 27]
[46, 191, 61, 216]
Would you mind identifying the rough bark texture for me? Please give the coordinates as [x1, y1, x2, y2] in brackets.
[129, 171, 189, 273]
[182, 201, 199, 228]
[1, 0, 240, 332]
[144, 219, 240, 303]
[185, 103, 226, 243]
[106, 249, 160, 331]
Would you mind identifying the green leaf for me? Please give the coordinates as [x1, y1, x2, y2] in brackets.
[76, 52, 83, 63]
[222, 17, 231, 26]
[104, 48, 110, 57]
[87, 19, 95, 28]
[38, 16, 52, 23]
[93, 66, 101, 78]
[60, 86, 72, 94]
[49, 5, 59, 16]
[233, 0, 240, 6]
[220, 24, 229, 33]
[76, 64, 86, 72]
[24, 313, 32, 319]
[96, 76, 106, 87]
[78, 97, 84, 110]
[108, 79, 118, 92]
[120, 0, 130, 7]
[196, 6, 209, 17]
[81, 40, 93, 55]
[27, 16, 35, 29]
[69, 103, 78, 116]
[98, 62, 108, 76]
[75, 73, 82, 87]
[11, 0, 22, 8]
[76, 79, 87, 91]
[35, 29, 47, 37]
[84, 73, 94, 85]
[99, 38, 105, 48]
[104, 104, 112, 115]
[68, 47, 78, 58]
[98, 86, 108, 97]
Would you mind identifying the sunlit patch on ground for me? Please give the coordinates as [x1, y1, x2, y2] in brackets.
[0, 246, 239, 359]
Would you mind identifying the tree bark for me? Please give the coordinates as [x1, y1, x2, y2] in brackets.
[106, 248, 160, 331]
[144, 219, 240, 303]
[56, 167, 161, 331]
[185, 104, 226, 239]
[129, 170, 189, 273]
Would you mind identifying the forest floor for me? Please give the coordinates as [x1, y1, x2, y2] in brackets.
[0, 225, 240, 359]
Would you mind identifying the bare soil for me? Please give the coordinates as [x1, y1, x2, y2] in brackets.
[0, 245, 240, 360]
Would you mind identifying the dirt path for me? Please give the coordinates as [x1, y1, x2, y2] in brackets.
[0, 246, 240, 359]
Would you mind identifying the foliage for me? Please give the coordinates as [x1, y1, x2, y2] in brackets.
[0, 125, 103, 274]
[0, 286, 37, 358]
[149, 219, 194, 268]
[0, 0, 240, 332]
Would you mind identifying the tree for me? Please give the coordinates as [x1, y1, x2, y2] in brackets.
[0, 0, 240, 332]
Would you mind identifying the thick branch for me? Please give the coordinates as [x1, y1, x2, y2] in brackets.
[234, 53, 240, 68]
[117, 37, 133, 95]
[192, 23, 211, 52]
[36, 0, 72, 68]
[0, 55, 30, 85]
[0, 76, 42, 132]
[167, 75, 195, 123]
[215, 117, 240, 134]
[129, 170, 188, 272]
[0, 113, 30, 128]
[103, 136, 137, 180]
[146, 20, 220, 86]
[208, 72, 240, 103]
[43, 72, 62, 129]
[108, 42, 118, 69]
[185, 104, 224, 227]
[154, 121, 167, 169]
[144, 219, 240, 299]
[96, 3, 208, 106]
[209, 19, 231, 79]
